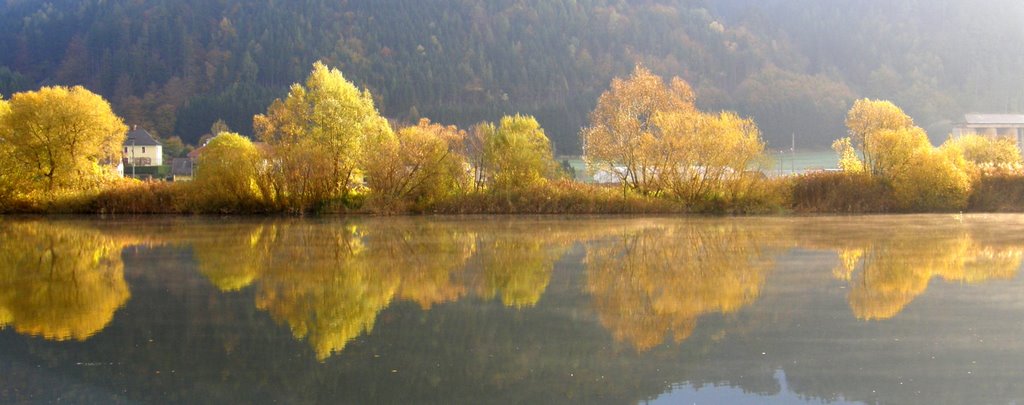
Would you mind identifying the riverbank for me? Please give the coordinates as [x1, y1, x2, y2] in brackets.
[5, 172, 1024, 216]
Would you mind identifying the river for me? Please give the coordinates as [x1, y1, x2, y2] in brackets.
[1, 215, 1022, 404]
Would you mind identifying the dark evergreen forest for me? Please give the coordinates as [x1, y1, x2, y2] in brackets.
[2, 0, 1022, 152]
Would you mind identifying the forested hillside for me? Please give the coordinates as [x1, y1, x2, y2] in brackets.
[2, 0, 1022, 152]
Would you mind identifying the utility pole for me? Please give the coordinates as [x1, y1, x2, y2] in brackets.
[791, 133, 796, 174]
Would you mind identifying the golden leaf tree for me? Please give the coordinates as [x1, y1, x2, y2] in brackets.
[254, 61, 392, 211]
[0, 95, 30, 206]
[940, 133, 1022, 168]
[482, 114, 559, 191]
[834, 99, 971, 211]
[581, 66, 696, 195]
[844, 99, 915, 174]
[362, 118, 471, 212]
[193, 131, 261, 211]
[654, 110, 766, 202]
[582, 66, 766, 202]
[0, 86, 127, 195]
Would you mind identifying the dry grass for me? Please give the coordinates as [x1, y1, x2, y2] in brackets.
[968, 174, 1024, 212]
[789, 171, 893, 213]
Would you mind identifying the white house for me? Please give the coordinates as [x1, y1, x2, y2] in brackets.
[123, 126, 163, 167]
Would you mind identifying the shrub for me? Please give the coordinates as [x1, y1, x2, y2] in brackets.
[891, 148, 971, 212]
[192, 132, 264, 212]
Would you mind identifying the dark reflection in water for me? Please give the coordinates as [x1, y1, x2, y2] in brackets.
[190, 221, 571, 360]
[0, 222, 130, 341]
[2, 215, 1024, 404]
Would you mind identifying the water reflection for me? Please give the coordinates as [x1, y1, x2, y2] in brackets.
[192, 220, 571, 360]
[2, 216, 1023, 360]
[585, 222, 777, 351]
[808, 220, 1024, 320]
[0, 221, 130, 341]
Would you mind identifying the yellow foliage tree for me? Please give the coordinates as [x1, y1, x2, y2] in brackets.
[483, 114, 558, 191]
[832, 137, 865, 173]
[835, 99, 971, 211]
[865, 126, 932, 181]
[940, 133, 1022, 168]
[582, 65, 696, 195]
[363, 118, 471, 212]
[0, 86, 127, 195]
[844, 98, 915, 174]
[582, 66, 767, 203]
[254, 61, 392, 211]
[655, 110, 766, 202]
[890, 146, 971, 211]
[0, 95, 30, 206]
[193, 131, 261, 211]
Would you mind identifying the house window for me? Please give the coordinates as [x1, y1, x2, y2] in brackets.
[124, 147, 128, 153]
[142, 147, 146, 153]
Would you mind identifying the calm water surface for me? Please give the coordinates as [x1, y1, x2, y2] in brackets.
[2, 215, 1024, 404]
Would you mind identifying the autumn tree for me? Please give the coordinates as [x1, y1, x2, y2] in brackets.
[363, 118, 471, 212]
[193, 132, 261, 211]
[941, 133, 1022, 168]
[834, 99, 971, 211]
[254, 61, 392, 211]
[0, 86, 127, 195]
[655, 110, 766, 203]
[581, 66, 696, 195]
[483, 114, 558, 191]
[843, 99, 916, 177]
[0, 94, 29, 206]
[583, 66, 767, 203]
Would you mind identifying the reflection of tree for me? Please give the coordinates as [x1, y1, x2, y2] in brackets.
[190, 219, 579, 359]
[585, 223, 775, 351]
[389, 224, 476, 310]
[194, 223, 274, 292]
[476, 232, 569, 308]
[251, 224, 398, 361]
[0, 222, 130, 341]
[828, 227, 1024, 320]
[192, 221, 479, 360]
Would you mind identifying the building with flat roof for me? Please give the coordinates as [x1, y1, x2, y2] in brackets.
[952, 114, 1024, 148]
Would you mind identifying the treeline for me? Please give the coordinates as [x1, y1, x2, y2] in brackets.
[4, 63, 1024, 215]
[2, 0, 1024, 152]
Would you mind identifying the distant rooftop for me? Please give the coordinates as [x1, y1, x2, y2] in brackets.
[963, 114, 1024, 125]
[124, 127, 161, 146]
